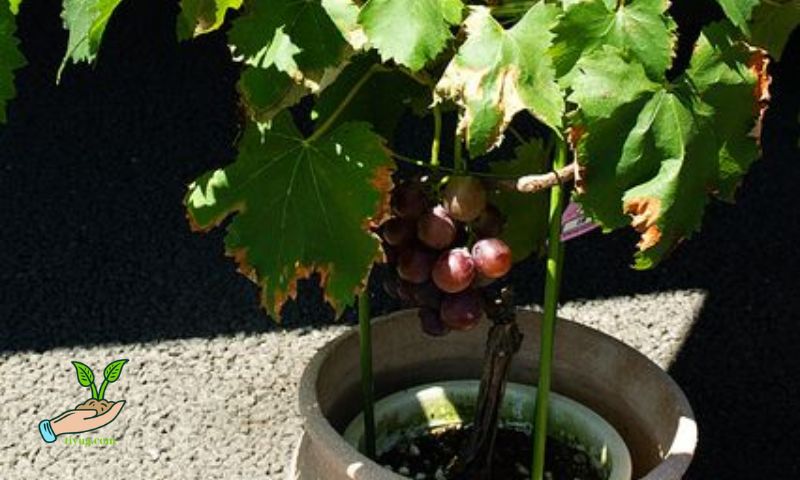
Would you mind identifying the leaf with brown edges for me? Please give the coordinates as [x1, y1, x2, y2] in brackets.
[185, 114, 393, 317]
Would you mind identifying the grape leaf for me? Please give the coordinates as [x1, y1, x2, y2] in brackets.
[9, 0, 20, 14]
[228, 0, 348, 85]
[488, 140, 550, 262]
[748, 0, 800, 60]
[238, 66, 308, 123]
[568, 46, 659, 120]
[714, 0, 759, 33]
[177, 0, 242, 40]
[436, 4, 564, 155]
[686, 22, 768, 201]
[570, 23, 763, 268]
[322, 0, 367, 50]
[60, 0, 124, 72]
[357, 0, 464, 71]
[313, 54, 429, 139]
[185, 115, 392, 317]
[552, 0, 676, 81]
[0, 0, 24, 123]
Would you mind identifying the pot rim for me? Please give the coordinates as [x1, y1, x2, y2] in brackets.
[297, 308, 697, 479]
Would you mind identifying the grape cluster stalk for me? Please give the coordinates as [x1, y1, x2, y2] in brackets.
[379, 175, 525, 479]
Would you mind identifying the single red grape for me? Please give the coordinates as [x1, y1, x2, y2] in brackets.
[472, 204, 505, 238]
[472, 238, 512, 279]
[397, 248, 435, 284]
[417, 205, 456, 250]
[432, 248, 476, 293]
[381, 217, 415, 246]
[440, 290, 483, 331]
[419, 308, 450, 337]
[443, 176, 487, 222]
[391, 182, 428, 220]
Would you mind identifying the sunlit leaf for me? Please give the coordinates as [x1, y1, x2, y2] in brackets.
[60, 0, 124, 72]
[570, 23, 763, 268]
[714, 0, 759, 33]
[358, 0, 463, 71]
[228, 0, 348, 82]
[552, 0, 676, 81]
[177, 0, 242, 39]
[436, 4, 564, 155]
[748, 0, 800, 60]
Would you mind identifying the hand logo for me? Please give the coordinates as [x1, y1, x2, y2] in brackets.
[38, 359, 128, 443]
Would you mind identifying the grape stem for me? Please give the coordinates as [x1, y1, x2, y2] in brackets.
[307, 64, 385, 143]
[494, 162, 577, 193]
[389, 148, 578, 191]
[431, 105, 442, 169]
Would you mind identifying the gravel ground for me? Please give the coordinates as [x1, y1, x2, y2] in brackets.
[0, 292, 703, 479]
[0, 0, 798, 479]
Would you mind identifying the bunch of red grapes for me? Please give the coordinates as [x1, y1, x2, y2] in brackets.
[379, 176, 512, 336]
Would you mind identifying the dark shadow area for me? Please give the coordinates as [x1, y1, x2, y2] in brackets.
[0, 0, 798, 476]
[0, 0, 326, 352]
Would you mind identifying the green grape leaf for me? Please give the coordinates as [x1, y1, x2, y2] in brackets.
[9, 0, 20, 14]
[60, 0, 124, 72]
[322, 0, 367, 50]
[436, 4, 564, 155]
[714, 0, 759, 33]
[685, 22, 768, 201]
[571, 24, 763, 268]
[177, 0, 242, 40]
[357, 0, 464, 71]
[1, 0, 24, 123]
[228, 0, 349, 85]
[235, 26, 309, 122]
[238, 66, 308, 123]
[568, 46, 659, 120]
[487, 140, 550, 262]
[552, 0, 676, 81]
[313, 54, 429, 139]
[748, 0, 800, 60]
[235, 25, 349, 123]
[71, 361, 95, 387]
[103, 359, 128, 382]
[185, 115, 392, 317]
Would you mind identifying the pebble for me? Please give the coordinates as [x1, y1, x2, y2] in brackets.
[409, 443, 421, 457]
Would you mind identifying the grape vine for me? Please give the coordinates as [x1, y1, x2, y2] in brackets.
[0, 1, 792, 317]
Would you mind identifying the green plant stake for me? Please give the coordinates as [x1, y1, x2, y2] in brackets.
[531, 140, 568, 480]
[358, 294, 376, 458]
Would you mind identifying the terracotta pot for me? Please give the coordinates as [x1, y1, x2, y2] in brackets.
[291, 309, 696, 479]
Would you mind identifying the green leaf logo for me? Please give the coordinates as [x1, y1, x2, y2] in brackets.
[103, 359, 128, 383]
[71, 361, 95, 387]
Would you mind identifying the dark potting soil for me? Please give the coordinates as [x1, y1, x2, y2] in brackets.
[378, 425, 604, 480]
